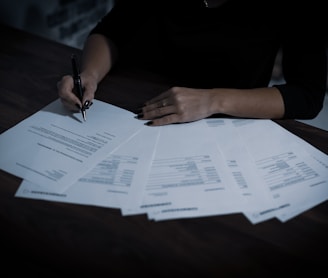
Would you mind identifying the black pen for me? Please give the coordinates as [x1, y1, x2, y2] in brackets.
[71, 54, 86, 121]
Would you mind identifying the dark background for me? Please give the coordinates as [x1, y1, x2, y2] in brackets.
[0, 0, 114, 49]
[0, 0, 327, 130]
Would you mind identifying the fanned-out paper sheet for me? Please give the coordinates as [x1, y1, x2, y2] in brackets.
[0, 99, 144, 193]
[2, 99, 327, 224]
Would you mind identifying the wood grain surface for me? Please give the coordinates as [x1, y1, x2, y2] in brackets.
[0, 24, 327, 277]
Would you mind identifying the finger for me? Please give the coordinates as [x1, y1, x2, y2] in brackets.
[57, 76, 82, 109]
[80, 78, 96, 108]
[154, 99, 169, 109]
[64, 93, 82, 110]
[141, 105, 174, 120]
[144, 91, 170, 105]
[160, 99, 169, 107]
[146, 113, 181, 126]
[81, 89, 95, 109]
[60, 98, 80, 112]
[142, 99, 170, 114]
[83, 100, 93, 109]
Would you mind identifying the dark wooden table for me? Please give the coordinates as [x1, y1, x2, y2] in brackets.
[1, 23, 328, 277]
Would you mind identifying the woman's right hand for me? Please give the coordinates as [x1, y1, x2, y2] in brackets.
[57, 72, 98, 112]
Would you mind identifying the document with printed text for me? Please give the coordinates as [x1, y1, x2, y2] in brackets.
[16, 126, 160, 210]
[0, 99, 144, 192]
[5, 99, 328, 224]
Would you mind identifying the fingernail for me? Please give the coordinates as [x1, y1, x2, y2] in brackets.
[83, 100, 92, 109]
[145, 121, 153, 126]
[136, 108, 143, 114]
[136, 113, 144, 119]
[75, 103, 81, 110]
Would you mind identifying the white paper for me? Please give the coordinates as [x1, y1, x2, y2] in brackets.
[128, 120, 246, 221]
[237, 120, 328, 224]
[0, 98, 144, 192]
[7, 100, 328, 224]
[15, 126, 160, 210]
[204, 118, 275, 210]
[275, 132, 328, 222]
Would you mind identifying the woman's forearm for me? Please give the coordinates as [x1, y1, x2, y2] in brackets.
[81, 33, 118, 83]
[209, 87, 285, 119]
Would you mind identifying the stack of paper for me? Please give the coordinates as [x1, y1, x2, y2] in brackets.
[1, 99, 327, 224]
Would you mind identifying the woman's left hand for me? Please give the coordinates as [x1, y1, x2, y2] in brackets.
[137, 86, 217, 126]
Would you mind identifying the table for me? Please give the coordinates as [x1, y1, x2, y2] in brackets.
[1, 23, 327, 277]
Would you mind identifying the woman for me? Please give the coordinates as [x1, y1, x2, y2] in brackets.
[58, 0, 327, 126]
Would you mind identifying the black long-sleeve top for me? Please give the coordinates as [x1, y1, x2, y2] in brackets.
[90, 0, 327, 119]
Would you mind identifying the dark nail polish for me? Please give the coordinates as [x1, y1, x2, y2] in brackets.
[145, 121, 153, 126]
[136, 108, 143, 114]
[83, 100, 91, 109]
[136, 113, 144, 119]
[75, 103, 81, 110]
[87, 101, 93, 109]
